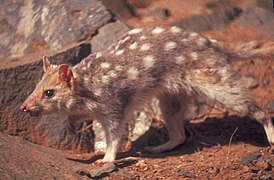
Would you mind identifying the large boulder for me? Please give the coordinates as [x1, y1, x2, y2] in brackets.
[0, 0, 112, 63]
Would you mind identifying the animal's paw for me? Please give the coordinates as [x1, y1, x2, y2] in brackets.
[94, 156, 115, 166]
[94, 159, 108, 166]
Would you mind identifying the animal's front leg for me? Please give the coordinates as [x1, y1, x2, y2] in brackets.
[101, 132, 120, 163]
[95, 116, 125, 164]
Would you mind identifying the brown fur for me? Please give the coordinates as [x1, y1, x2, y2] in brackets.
[20, 26, 274, 163]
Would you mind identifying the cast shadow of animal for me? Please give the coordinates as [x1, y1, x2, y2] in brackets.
[132, 115, 271, 159]
[67, 115, 272, 166]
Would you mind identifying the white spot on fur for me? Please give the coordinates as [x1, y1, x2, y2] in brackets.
[129, 42, 138, 50]
[82, 60, 87, 66]
[110, 50, 114, 54]
[197, 37, 207, 46]
[175, 55, 186, 64]
[121, 36, 131, 44]
[115, 65, 123, 71]
[115, 49, 124, 55]
[128, 28, 142, 35]
[189, 32, 198, 37]
[96, 52, 102, 58]
[87, 61, 92, 68]
[152, 27, 165, 34]
[101, 62, 111, 69]
[108, 70, 117, 78]
[140, 43, 151, 51]
[170, 26, 181, 34]
[83, 74, 90, 82]
[140, 35, 147, 40]
[94, 89, 102, 96]
[101, 75, 110, 84]
[190, 52, 198, 61]
[165, 41, 177, 51]
[209, 39, 217, 43]
[115, 44, 120, 50]
[143, 55, 155, 68]
[127, 67, 139, 80]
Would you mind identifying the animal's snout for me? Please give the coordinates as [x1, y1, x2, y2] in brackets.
[20, 103, 41, 117]
[20, 103, 29, 112]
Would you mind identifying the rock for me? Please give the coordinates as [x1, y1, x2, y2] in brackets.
[174, 11, 228, 33]
[173, 0, 274, 40]
[257, 0, 273, 11]
[0, 134, 88, 179]
[89, 163, 118, 178]
[177, 169, 195, 178]
[90, 21, 130, 52]
[174, 1, 239, 32]
[0, 0, 112, 63]
[127, 0, 153, 9]
[249, 165, 261, 173]
[76, 169, 90, 176]
[100, 0, 136, 20]
[111, 170, 132, 179]
[240, 153, 261, 165]
[0, 43, 95, 152]
[135, 159, 149, 171]
[235, 1, 274, 40]
[259, 175, 274, 180]
[141, 7, 170, 20]
[257, 161, 272, 171]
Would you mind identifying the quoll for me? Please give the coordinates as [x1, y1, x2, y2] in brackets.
[20, 26, 274, 163]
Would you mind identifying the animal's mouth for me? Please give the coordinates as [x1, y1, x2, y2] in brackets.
[29, 110, 41, 117]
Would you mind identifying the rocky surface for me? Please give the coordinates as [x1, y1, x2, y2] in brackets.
[0, 134, 90, 179]
[0, 0, 111, 67]
[90, 21, 130, 52]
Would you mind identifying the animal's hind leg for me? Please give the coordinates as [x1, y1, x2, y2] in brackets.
[145, 92, 195, 153]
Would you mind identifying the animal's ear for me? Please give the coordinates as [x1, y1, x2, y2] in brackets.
[43, 56, 51, 72]
[59, 64, 75, 91]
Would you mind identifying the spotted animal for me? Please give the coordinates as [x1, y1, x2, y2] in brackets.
[20, 26, 274, 163]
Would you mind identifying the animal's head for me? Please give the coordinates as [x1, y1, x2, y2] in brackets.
[20, 56, 76, 116]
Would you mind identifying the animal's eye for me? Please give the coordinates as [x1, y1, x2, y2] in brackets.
[44, 90, 54, 98]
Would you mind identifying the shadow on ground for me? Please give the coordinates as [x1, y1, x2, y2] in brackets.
[67, 115, 272, 165]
